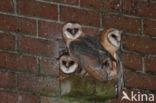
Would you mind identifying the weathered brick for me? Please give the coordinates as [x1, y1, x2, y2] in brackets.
[48, 0, 79, 5]
[38, 21, 63, 38]
[57, 38, 66, 50]
[0, 91, 38, 103]
[123, 0, 156, 18]
[82, 27, 100, 36]
[38, 22, 100, 38]
[0, 14, 36, 35]
[0, 33, 15, 50]
[0, 71, 16, 88]
[81, 0, 120, 12]
[18, 36, 59, 57]
[40, 58, 59, 76]
[38, 21, 66, 50]
[41, 97, 70, 103]
[123, 35, 156, 54]
[123, 52, 142, 70]
[17, 0, 58, 20]
[0, 52, 37, 72]
[125, 72, 156, 90]
[18, 74, 59, 95]
[145, 56, 156, 73]
[60, 6, 100, 27]
[144, 19, 156, 36]
[102, 14, 141, 34]
[0, 0, 14, 13]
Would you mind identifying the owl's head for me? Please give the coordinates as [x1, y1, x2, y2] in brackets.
[107, 28, 122, 48]
[62, 22, 83, 40]
[59, 55, 78, 74]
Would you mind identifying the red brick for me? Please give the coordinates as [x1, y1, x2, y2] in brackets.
[144, 19, 156, 36]
[0, 14, 36, 35]
[38, 22, 100, 38]
[145, 56, 156, 73]
[38, 21, 63, 38]
[123, 35, 156, 54]
[81, 0, 120, 12]
[0, 0, 14, 12]
[0, 33, 15, 50]
[57, 38, 66, 50]
[18, 36, 58, 57]
[102, 14, 141, 34]
[60, 6, 100, 27]
[17, 0, 58, 20]
[0, 71, 15, 88]
[39, 58, 59, 76]
[18, 74, 59, 95]
[49, 0, 79, 5]
[0, 91, 38, 103]
[82, 27, 100, 36]
[123, 53, 142, 70]
[38, 21, 75, 49]
[0, 52, 37, 72]
[125, 72, 156, 90]
[123, 0, 156, 18]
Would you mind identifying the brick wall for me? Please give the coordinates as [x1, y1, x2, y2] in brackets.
[0, 0, 156, 103]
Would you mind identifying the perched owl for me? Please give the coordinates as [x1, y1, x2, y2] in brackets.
[99, 28, 124, 96]
[62, 22, 85, 55]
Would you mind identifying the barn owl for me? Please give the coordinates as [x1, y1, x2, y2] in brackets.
[99, 28, 124, 96]
[62, 22, 85, 55]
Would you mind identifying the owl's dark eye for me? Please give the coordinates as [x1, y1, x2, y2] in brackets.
[102, 60, 109, 67]
[62, 61, 66, 65]
[67, 28, 72, 33]
[111, 34, 116, 39]
[69, 61, 74, 66]
[74, 28, 79, 34]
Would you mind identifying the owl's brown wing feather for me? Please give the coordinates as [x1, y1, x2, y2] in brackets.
[83, 60, 108, 82]
[80, 35, 116, 62]
[69, 39, 101, 62]
[69, 40, 108, 81]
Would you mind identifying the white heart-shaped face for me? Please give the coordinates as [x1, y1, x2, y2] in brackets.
[59, 55, 78, 74]
[108, 29, 121, 48]
[63, 23, 82, 40]
[60, 64, 78, 74]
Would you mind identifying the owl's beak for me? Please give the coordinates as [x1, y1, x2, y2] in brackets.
[66, 63, 71, 68]
[71, 30, 75, 36]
